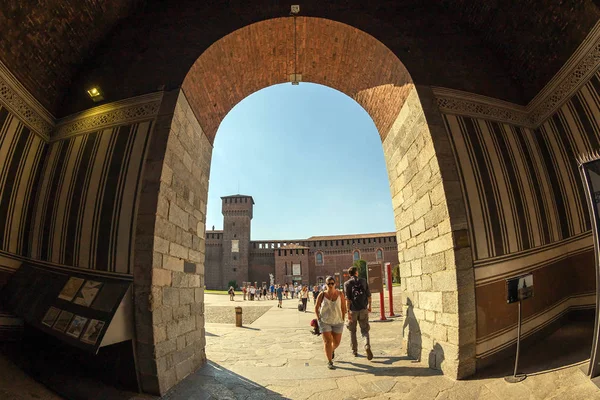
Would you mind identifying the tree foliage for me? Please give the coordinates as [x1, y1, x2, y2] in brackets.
[227, 280, 238, 290]
[352, 259, 367, 279]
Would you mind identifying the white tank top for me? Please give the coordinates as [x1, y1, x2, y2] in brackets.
[320, 291, 343, 325]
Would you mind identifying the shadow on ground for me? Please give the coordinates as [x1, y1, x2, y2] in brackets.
[161, 361, 287, 400]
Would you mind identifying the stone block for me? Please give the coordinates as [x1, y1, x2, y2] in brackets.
[447, 326, 459, 345]
[421, 253, 445, 274]
[425, 311, 436, 322]
[173, 304, 191, 319]
[432, 270, 457, 292]
[442, 292, 458, 314]
[171, 272, 188, 288]
[438, 313, 459, 327]
[410, 218, 425, 237]
[404, 243, 425, 262]
[163, 255, 184, 272]
[177, 336, 186, 351]
[180, 288, 195, 305]
[158, 367, 177, 395]
[166, 320, 178, 339]
[425, 232, 453, 255]
[412, 194, 431, 221]
[178, 317, 196, 335]
[195, 288, 204, 302]
[154, 325, 167, 343]
[163, 287, 180, 306]
[411, 259, 422, 276]
[421, 274, 432, 290]
[169, 202, 189, 230]
[433, 323, 447, 342]
[175, 359, 193, 382]
[424, 204, 449, 229]
[420, 320, 433, 336]
[153, 268, 172, 287]
[400, 226, 411, 242]
[419, 292, 443, 312]
[154, 236, 170, 254]
[406, 277, 422, 291]
[156, 338, 177, 358]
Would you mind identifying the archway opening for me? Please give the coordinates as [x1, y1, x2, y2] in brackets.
[134, 16, 475, 394]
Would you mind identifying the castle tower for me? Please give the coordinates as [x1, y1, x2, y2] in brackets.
[220, 195, 253, 289]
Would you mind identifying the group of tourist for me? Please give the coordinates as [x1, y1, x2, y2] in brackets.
[227, 267, 373, 369]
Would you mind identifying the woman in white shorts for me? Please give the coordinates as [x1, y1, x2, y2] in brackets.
[315, 276, 347, 369]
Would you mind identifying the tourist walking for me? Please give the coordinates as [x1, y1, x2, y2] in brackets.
[312, 285, 319, 304]
[315, 276, 347, 369]
[228, 286, 235, 301]
[242, 285, 247, 301]
[300, 286, 309, 312]
[276, 284, 284, 308]
[284, 284, 289, 299]
[270, 284, 275, 299]
[250, 286, 256, 301]
[344, 266, 373, 360]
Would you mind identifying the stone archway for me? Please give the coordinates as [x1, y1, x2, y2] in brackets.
[133, 16, 475, 394]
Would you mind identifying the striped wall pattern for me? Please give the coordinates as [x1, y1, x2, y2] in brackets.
[29, 121, 153, 274]
[0, 105, 47, 259]
[443, 71, 600, 262]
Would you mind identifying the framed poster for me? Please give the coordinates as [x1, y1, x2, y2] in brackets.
[506, 274, 534, 304]
[53, 310, 74, 332]
[41, 307, 61, 327]
[58, 277, 85, 301]
[232, 240, 239, 252]
[81, 320, 105, 345]
[66, 315, 88, 338]
[73, 280, 103, 307]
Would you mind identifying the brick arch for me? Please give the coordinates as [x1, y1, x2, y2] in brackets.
[181, 16, 413, 144]
[137, 15, 475, 395]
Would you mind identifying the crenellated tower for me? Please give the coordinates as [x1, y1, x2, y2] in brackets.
[220, 195, 253, 289]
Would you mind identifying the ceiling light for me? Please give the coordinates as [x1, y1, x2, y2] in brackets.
[87, 87, 104, 102]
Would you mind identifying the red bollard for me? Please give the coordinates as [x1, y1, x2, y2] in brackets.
[386, 262, 395, 317]
[379, 290, 387, 321]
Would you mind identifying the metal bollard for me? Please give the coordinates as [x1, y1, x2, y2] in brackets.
[235, 306, 242, 327]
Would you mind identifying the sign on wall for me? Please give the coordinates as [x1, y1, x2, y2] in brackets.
[506, 274, 534, 304]
[232, 240, 239, 252]
[292, 263, 301, 276]
[367, 262, 383, 293]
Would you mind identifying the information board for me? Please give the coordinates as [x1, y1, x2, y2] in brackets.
[506, 274, 534, 304]
[367, 262, 383, 293]
[2, 263, 131, 354]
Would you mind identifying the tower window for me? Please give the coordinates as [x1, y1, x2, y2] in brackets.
[353, 251, 360, 261]
[316, 252, 323, 264]
[376, 249, 383, 259]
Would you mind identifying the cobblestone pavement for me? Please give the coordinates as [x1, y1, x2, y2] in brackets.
[164, 291, 600, 399]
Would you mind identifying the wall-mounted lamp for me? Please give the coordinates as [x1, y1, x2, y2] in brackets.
[87, 87, 104, 102]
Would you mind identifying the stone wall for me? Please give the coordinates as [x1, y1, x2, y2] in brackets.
[383, 85, 476, 378]
[133, 89, 211, 395]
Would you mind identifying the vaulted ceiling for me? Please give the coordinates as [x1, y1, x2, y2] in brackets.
[0, 0, 598, 117]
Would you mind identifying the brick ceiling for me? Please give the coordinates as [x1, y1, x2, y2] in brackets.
[0, 0, 598, 117]
[182, 17, 413, 144]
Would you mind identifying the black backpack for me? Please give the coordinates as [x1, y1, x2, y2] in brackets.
[349, 277, 368, 310]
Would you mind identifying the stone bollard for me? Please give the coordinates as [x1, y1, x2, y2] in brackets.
[235, 306, 242, 327]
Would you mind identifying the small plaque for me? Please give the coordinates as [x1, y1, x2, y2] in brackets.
[58, 277, 85, 301]
[66, 315, 88, 339]
[73, 280, 103, 307]
[53, 310, 74, 332]
[41, 306, 60, 327]
[81, 319, 105, 345]
[506, 274, 534, 304]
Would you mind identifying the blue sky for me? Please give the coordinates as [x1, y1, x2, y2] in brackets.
[206, 82, 395, 240]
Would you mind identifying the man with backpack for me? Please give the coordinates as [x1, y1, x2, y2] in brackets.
[344, 266, 373, 360]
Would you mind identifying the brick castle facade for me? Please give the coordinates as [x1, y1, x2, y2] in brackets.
[205, 195, 400, 289]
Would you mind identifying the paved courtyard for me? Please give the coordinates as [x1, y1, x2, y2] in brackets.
[163, 292, 600, 400]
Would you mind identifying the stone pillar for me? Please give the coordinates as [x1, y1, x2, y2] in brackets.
[133, 89, 212, 394]
[382, 85, 476, 379]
